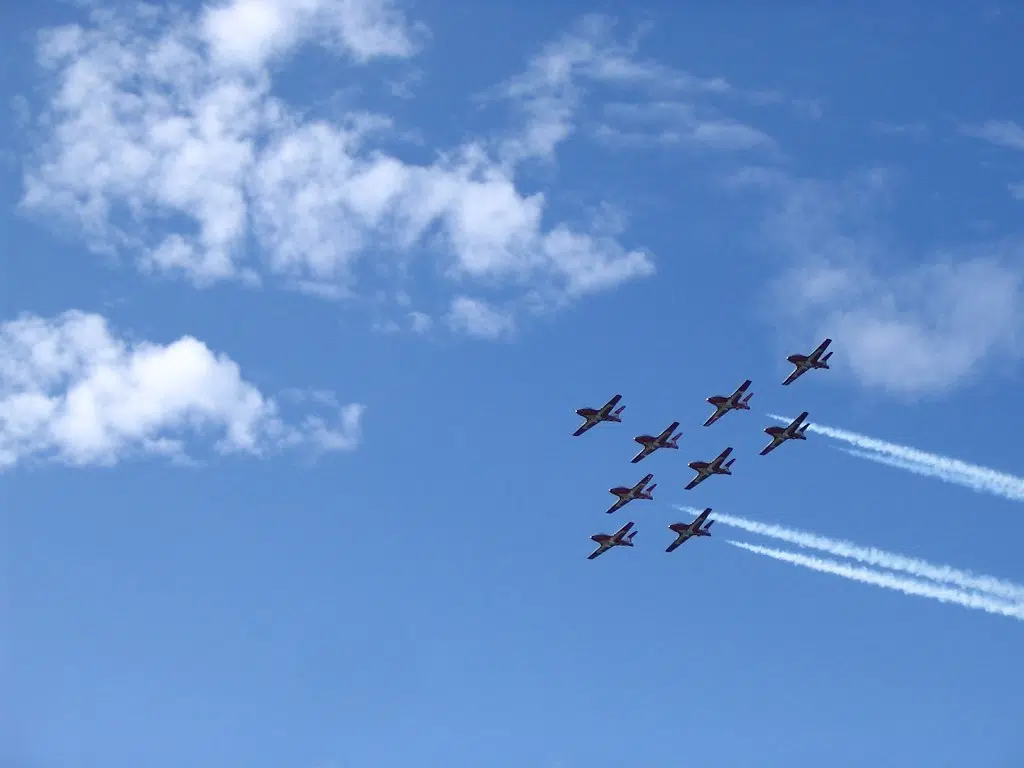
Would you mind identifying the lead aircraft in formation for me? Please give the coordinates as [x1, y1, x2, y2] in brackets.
[703, 379, 753, 427]
[606, 473, 656, 514]
[572, 338, 833, 559]
[684, 447, 735, 490]
[782, 338, 832, 386]
[760, 411, 810, 456]
[665, 508, 714, 553]
[573, 394, 625, 437]
[587, 521, 637, 559]
[631, 421, 682, 463]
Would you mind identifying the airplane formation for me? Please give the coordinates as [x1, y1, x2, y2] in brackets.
[574, 338, 833, 559]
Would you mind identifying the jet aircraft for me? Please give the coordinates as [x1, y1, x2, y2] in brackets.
[573, 394, 625, 437]
[630, 421, 682, 464]
[703, 379, 753, 427]
[587, 521, 637, 560]
[760, 411, 810, 456]
[684, 447, 735, 490]
[782, 338, 833, 386]
[665, 508, 714, 553]
[606, 473, 656, 514]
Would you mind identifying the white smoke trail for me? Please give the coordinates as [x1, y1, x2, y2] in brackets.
[675, 505, 1024, 602]
[767, 413, 1024, 503]
[839, 448, 981, 488]
[727, 540, 1024, 621]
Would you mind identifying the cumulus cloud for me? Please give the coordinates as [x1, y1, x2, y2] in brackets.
[962, 120, 1024, 151]
[21, 2, 654, 335]
[0, 311, 364, 469]
[728, 167, 1024, 395]
[445, 296, 516, 340]
[200, 0, 425, 70]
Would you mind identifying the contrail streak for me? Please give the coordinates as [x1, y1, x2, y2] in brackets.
[675, 505, 1024, 602]
[767, 413, 1024, 503]
[727, 540, 1024, 621]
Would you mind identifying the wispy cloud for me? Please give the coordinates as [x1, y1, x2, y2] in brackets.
[870, 121, 929, 137]
[677, 505, 1024, 602]
[595, 101, 775, 153]
[727, 541, 1024, 621]
[727, 168, 1024, 395]
[962, 120, 1024, 151]
[767, 414, 1024, 503]
[1009, 182, 1024, 201]
[21, 4, 654, 336]
[0, 310, 363, 469]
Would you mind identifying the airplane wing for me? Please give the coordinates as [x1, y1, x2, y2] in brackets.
[630, 445, 653, 463]
[692, 508, 712, 527]
[635, 473, 654, 490]
[809, 338, 832, 361]
[703, 407, 726, 428]
[782, 365, 807, 386]
[614, 521, 635, 538]
[684, 472, 706, 491]
[759, 436, 782, 456]
[733, 379, 752, 397]
[789, 411, 809, 429]
[573, 420, 597, 437]
[659, 421, 681, 439]
[716, 446, 734, 462]
[665, 534, 688, 553]
[587, 544, 610, 560]
[599, 393, 623, 416]
[605, 497, 628, 515]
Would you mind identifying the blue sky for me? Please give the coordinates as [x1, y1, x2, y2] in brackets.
[3, 1, 1024, 766]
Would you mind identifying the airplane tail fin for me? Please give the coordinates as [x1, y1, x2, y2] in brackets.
[704, 520, 714, 534]
[647, 483, 658, 494]
[820, 351, 833, 365]
[724, 458, 736, 470]
[625, 531, 637, 544]
[613, 405, 625, 416]
[798, 423, 810, 436]
[741, 392, 753, 406]
[672, 432, 683, 444]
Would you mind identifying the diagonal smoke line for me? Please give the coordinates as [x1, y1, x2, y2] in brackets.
[675, 505, 1024, 603]
[767, 413, 1024, 503]
[727, 540, 1024, 621]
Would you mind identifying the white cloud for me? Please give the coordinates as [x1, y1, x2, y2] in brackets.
[22, 4, 654, 337]
[1009, 182, 1024, 200]
[730, 168, 1024, 395]
[200, 0, 424, 70]
[962, 120, 1024, 151]
[408, 311, 432, 334]
[596, 102, 774, 151]
[0, 311, 363, 469]
[445, 296, 516, 340]
[489, 15, 769, 163]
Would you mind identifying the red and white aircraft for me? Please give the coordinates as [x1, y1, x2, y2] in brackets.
[630, 421, 682, 464]
[573, 394, 625, 437]
[665, 508, 714, 553]
[606, 473, 656, 514]
[782, 338, 833, 386]
[684, 447, 735, 490]
[703, 379, 753, 427]
[760, 411, 810, 456]
[587, 521, 637, 560]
